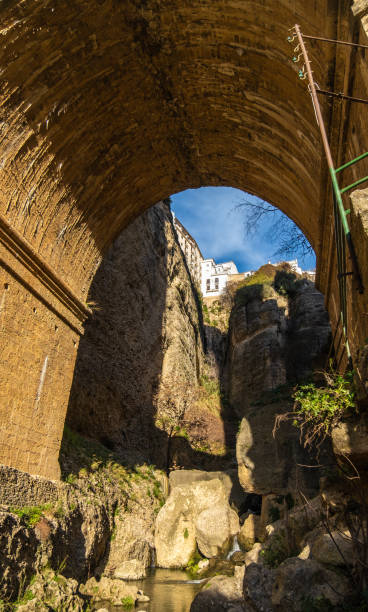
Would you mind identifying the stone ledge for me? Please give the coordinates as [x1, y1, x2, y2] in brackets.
[0, 463, 62, 506]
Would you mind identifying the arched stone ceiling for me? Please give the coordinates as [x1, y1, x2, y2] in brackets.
[0, 0, 344, 295]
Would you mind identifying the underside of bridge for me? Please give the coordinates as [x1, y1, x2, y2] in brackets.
[0, 0, 368, 479]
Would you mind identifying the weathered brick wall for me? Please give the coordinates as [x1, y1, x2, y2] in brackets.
[0, 231, 84, 478]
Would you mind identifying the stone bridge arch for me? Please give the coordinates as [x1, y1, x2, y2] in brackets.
[0, 0, 367, 478]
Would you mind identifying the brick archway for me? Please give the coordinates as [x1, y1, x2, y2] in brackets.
[0, 0, 367, 478]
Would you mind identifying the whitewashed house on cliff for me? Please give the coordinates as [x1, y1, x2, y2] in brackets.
[172, 213, 203, 286]
[172, 213, 252, 297]
[172, 212, 311, 298]
[200, 259, 251, 297]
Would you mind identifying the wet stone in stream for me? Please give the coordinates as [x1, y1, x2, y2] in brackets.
[93, 568, 203, 612]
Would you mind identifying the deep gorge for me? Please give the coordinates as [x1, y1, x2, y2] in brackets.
[1, 201, 364, 611]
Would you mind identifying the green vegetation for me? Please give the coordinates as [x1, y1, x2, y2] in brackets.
[174, 425, 189, 439]
[183, 528, 189, 539]
[199, 372, 221, 397]
[201, 299, 229, 330]
[9, 504, 53, 527]
[121, 595, 135, 609]
[292, 370, 355, 448]
[0, 576, 36, 611]
[234, 280, 274, 308]
[229, 263, 306, 310]
[186, 549, 203, 578]
[273, 269, 304, 296]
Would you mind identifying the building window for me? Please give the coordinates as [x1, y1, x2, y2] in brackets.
[206, 279, 211, 291]
[215, 277, 219, 290]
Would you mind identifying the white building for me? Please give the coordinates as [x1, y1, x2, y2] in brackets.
[171, 210, 313, 298]
[273, 259, 302, 275]
[172, 213, 203, 286]
[201, 258, 242, 297]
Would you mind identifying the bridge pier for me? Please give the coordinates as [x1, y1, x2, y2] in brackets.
[0, 215, 88, 479]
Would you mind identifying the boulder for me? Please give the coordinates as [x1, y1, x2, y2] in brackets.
[272, 557, 351, 611]
[311, 530, 354, 566]
[243, 562, 274, 612]
[80, 576, 138, 606]
[195, 505, 239, 558]
[190, 566, 244, 611]
[113, 559, 146, 580]
[155, 479, 239, 567]
[169, 469, 233, 496]
[236, 403, 319, 496]
[198, 559, 210, 573]
[169, 469, 246, 510]
[238, 513, 261, 551]
[264, 496, 323, 550]
[16, 571, 84, 612]
[103, 511, 153, 579]
[332, 414, 368, 466]
[244, 542, 263, 566]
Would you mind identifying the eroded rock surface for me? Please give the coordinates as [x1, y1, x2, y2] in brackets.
[67, 201, 204, 466]
[190, 566, 245, 612]
[155, 478, 239, 567]
[228, 281, 330, 495]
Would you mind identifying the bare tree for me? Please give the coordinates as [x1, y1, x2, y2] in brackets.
[154, 378, 197, 472]
[235, 198, 314, 260]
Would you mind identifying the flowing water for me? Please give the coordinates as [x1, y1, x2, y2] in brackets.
[95, 568, 203, 612]
[226, 535, 240, 559]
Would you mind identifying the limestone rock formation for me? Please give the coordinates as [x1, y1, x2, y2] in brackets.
[310, 530, 354, 567]
[243, 562, 274, 612]
[80, 576, 139, 606]
[0, 434, 165, 604]
[0, 511, 39, 600]
[67, 201, 204, 466]
[226, 281, 330, 416]
[190, 566, 245, 612]
[228, 281, 331, 495]
[16, 570, 85, 612]
[155, 478, 239, 567]
[226, 286, 289, 414]
[169, 468, 246, 510]
[238, 513, 261, 551]
[271, 557, 351, 611]
[332, 413, 368, 467]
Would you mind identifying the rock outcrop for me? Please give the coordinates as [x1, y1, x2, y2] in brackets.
[155, 478, 239, 567]
[226, 279, 331, 495]
[0, 432, 163, 605]
[226, 279, 330, 417]
[67, 201, 205, 467]
[190, 566, 245, 612]
[271, 557, 351, 611]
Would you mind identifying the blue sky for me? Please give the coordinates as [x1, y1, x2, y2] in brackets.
[171, 187, 316, 272]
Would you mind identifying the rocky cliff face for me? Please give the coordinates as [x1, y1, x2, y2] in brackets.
[224, 279, 331, 495]
[67, 201, 205, 466]
[0, 431, 166, 608]
[225, 280, 331, 417]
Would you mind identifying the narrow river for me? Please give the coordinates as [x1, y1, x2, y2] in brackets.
[94, 568, 203, 612]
